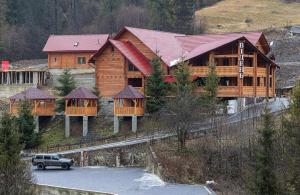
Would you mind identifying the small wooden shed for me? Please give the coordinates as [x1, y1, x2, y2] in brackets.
[64, 87, 98, 116]
[114, 85, 145, 116]
[9, 87, 56, 116]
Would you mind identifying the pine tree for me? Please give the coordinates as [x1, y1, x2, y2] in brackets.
[283, 81, 300, 194]
[147, 0, 175, 31]
[0, 112, 34, 194]
[204, 62, 219, 101]
[146, 57, 168, 113]
[173, 59, 195, 94]
[253, 107, 278, 195]
[16, 100, 40, 149]
[55, 69, 76, 112]
[174, 0, 195, 34]
[0, 0, 7, 58]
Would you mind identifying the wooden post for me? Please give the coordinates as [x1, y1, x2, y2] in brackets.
[253, 52, 257, 97]
[266, 64, 270, 101]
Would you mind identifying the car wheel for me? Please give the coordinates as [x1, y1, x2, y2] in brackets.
[61, 164, 70, 170]
[37, 163, 45, 170]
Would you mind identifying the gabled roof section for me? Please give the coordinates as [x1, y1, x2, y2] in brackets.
[109, 40, 152, 76]
[65, 87, 98, 99]
[43, 34, 109, 53]
[9, 87, 55, 100]
[114, 85, 144, 99]
[115, 27, 186, 67]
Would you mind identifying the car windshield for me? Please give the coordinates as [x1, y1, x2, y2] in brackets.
[57, 154, 64, 159]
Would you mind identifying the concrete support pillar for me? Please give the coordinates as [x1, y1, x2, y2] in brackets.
[80, 151, 88, 167]
[83, 116, 88, 137]
[34, 116, 39, 133]
[132, 115, 137, 133]
[65, 115, 70, 138]
[114, 116, 119, 134]
[116, 153, 120, 167]
[33, 72, 38, 87]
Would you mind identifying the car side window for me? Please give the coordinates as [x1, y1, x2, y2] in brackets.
[52, 156, 59, 160]
[44, 155, 51, 160]
[36, 155, 43, 159]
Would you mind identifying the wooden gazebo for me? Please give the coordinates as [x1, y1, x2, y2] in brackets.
[9, 87, 56, 116]
[113, 86, 144, 134]
[64, 87, 98, 116]
[114, 85, 145, 116]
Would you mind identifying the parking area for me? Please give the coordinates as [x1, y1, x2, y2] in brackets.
[32, 166, 215, 195]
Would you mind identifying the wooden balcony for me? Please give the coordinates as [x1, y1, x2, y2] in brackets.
[257, 67, 267, 77]
[114, 106, 144, 116]
[218, 86, 239, 97]
[65, 106, 97, 116]
[242, 86, 255, 96]
[10, 102, 56, 116]
[35, 104, 56, 116]
[191, 66, 240, 77]
[244, 67, 254, 76]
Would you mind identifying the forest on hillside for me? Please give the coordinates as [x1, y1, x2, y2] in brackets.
[0, 0, 222, 61]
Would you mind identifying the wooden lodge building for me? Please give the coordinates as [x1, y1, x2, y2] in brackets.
[89, 27, 278, 100]
[43, 34, 108, 69]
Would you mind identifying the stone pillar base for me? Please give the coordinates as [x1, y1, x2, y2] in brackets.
[132, 116, 137, 133]
[34, 116, 39, 133]
[83, 116, 88, 137]
[114, 116, 119, 134]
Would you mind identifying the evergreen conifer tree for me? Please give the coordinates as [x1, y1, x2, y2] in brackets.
[283, 81, 300, 194]
[146, 57, 168, 113]
[16, 100, 40, 149]
[0, 112, 34, 194]
[253, 107, 278, 195]
[55, 69, 76, 112]
[174, 0, 195, 34]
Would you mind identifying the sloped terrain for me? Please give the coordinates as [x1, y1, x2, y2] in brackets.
[196, 0, 300, 33]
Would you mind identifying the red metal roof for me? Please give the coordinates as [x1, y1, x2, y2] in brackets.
[114, 86, 144, 99]
[118, 27, 186, 67]
[9, 87, 55, 100]
[65, 87, 98, 99]
[43, 34, 109, 53]
[109, 40, 152, 76]
[176, 32, 262, 53]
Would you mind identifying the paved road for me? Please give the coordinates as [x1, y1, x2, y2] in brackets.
[33, 166, 215, 195]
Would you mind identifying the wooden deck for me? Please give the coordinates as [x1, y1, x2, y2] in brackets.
[10, 103, 56, 116]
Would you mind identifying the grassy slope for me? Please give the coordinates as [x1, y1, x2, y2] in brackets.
[196, 0, 300, 33]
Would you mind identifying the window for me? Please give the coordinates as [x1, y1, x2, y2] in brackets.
[36, 155, 43, 159]
[128, 78, 143, 87]
[52, 155, 59, 160]
[223, 58, 229, 66]
[257, 77, 261, 86]
[77, 57, 86, 64]
[128, 63, 139, 71]
[44, 155, 51, 160]
[219, 77, 238, 86]
[243, 77, 253, 86]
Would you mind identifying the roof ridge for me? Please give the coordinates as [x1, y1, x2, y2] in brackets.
[125, 26, 185, 36]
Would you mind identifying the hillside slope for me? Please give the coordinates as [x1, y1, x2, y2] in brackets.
[196, 0, 300, 33]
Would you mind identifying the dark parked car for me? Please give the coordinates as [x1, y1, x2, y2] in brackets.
[32, 154, 74, 170]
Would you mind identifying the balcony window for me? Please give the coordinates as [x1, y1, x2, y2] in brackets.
[128, 63, 139, 71]
[219, 77, 238, 86]
[77, 57, 86, 64]
[244, 58, 253, 67]
[243, 77, 253, 86]
[128, 78, 143, 87]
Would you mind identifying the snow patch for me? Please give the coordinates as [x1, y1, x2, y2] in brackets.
[134, 173, 165, 190]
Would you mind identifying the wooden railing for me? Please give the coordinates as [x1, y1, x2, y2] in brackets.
[242, 86, 255, 96]
[65, 106, 97, 116]
[257, 67, 267, 77]
[244, 67, 254, 76]
[114, 106, 145, 116]
[10, 104, 56, 116]
[35, 104, 56, 116]
[191, 66, 239, 76]
[218, 86, 239, 97]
